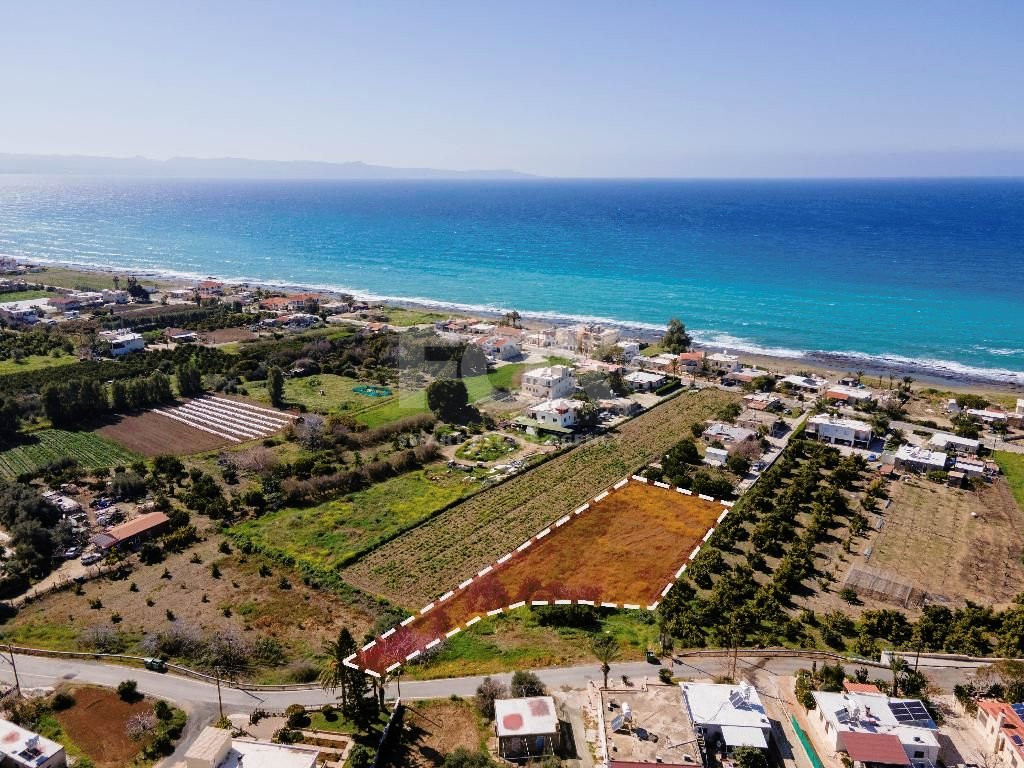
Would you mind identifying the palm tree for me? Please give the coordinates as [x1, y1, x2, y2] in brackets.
[591, 633, 622, 689]
[901, 375, 914, 392]
[888, 654, 909, 697]
[319, 628, 356, 701]
[856, 370, 865, 385]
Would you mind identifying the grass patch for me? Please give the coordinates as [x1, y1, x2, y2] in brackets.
[0, 352, 77, 376]
[246, 373, 382, 414]
[996, 451, 1024, 513]
[407, 609, 657, 680]
[0, 289, 54, 302]
[379, 307, 450, 327]
[0, 429, 140, 480]
[307, 708, 387, 734]
[231, 465, 483, 571]
[0, 622, 81, 650]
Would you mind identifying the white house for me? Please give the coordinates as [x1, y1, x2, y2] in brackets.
[522, 365, 575, 400]
[175, 726, 318, 768]
[100, 330, 146, 356]
[811, 691, 939, 767]
[894, 445, 949, 473]
[926, 432, 980, 455]
[101, 289, 130, 304]
[681, 682, 772, 757]
[974, 700, 1024, 768]
[706, 351, 741, 374]
[780, 374, 826, 393]
[0, 719, 66, 768]
[825, 385, 877, 405]
[806, 414, 873, 447]
[527, 398, 580, 429]
[625, 370, 667, 392]
[475, 334, 522, 361]
[967, 407, 1009, 424]
[703, 422, 756, 444]
[494, 697, 559, 760]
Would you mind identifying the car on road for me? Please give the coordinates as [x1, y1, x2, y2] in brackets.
[143, 657, 167, 672]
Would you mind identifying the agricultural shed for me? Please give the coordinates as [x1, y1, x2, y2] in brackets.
[103, 511, 170, 549]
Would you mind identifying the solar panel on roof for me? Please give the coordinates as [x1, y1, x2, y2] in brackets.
[1012, 735, 1023, 747]
[889, 702, 930, 723]
[1012, 702, 1024, 719]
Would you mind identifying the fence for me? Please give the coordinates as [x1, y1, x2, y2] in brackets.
[372, 697, 403, 768]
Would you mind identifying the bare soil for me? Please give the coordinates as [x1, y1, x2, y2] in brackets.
[378, 699, 485, 768]
[55, 686, 155, 768]
[98, 410, 236, 455]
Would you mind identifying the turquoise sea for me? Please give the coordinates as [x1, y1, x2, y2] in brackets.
[0, 176, 1022, 383]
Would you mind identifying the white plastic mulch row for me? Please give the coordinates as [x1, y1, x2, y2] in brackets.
[152, 396, 293, 443]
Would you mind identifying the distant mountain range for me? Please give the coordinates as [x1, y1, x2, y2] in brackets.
[0, 153, 536, 180]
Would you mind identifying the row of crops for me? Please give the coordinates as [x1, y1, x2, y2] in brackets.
[0, 429, 139, 480]
[342, 387, 740, 607]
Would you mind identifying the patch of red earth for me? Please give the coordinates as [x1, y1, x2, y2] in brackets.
[358, 481, 724, 672]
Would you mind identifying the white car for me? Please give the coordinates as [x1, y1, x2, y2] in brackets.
[80, 553, 102, 566]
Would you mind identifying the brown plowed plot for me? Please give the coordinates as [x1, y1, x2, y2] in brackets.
[378, 700, 485, 768]
[99, 409, 234, 455]
[54, 686, 156, 768]
[99, 395, 293, 455]
[343, 388, 738, 606]
[358, 481, 723, 673]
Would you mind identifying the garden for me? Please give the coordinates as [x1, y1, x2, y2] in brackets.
[0, 429, 139, 480]
[455, 433, 520, 463]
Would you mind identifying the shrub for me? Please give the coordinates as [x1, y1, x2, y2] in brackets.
[510, 670, 545, 698]
[154, 699, 173, 721]
[51, 691, 75, 711]
[117, 679, 140, 701]
[285, 704, 309, 729]
[658, 668, 673, 684]
[475, 677, 508, 720]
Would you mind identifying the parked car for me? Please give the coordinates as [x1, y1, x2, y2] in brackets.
[63, 548, 81, 560]
[80, 552, 102, 566]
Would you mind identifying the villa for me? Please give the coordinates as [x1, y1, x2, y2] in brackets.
[926, 432, 980, 455]
[526, 398, 580, 429]
[702, 422, 756, 444]
[973, 700, 1024, 768]
[779, 374, 826, 393]
[522, 364, 576, 400]
[706, 351, 741, 374]
[99, 330, 146, 356]
[743, 392, 783, 412]
[475, 334, 522, 361]
[806, 414, 873, 447]
[810, 690, 939, 767]
[825, 384, 877, 405]
[625, 370, 667, 392]
[681, 682, 773, 761]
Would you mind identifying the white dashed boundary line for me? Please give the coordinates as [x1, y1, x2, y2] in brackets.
[350, 476, 731, 676]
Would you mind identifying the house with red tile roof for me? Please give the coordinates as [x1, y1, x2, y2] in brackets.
[975, 700, 1024, 768]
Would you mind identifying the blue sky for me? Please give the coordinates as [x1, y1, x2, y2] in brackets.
[1, 1, 1022, 176]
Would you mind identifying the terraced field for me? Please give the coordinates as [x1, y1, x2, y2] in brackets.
[342, 387, 739, 607]
[0, 430, 139, 479]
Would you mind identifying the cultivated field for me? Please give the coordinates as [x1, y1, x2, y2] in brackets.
[0, 429, 138, 479]
[378, 699, 487, 768]
[99, 395, 293, 455]
[343, 388, 738, 607]
[857, 476, 1024, 607]
[357, 480, 726, 673]
[232, 465, 485, 571]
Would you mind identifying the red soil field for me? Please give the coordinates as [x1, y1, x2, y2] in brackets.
[356, 480, 727, 674]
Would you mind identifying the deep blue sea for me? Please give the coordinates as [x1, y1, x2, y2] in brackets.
[1, 176, 1022, 383]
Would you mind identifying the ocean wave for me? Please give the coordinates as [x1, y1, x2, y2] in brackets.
[689, 330, 807, 359]
[816, 349, 1024, 386]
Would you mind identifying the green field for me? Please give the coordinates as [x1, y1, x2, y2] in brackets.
[995, 451, 1024, 513]
[246, 374, 379, 413]
[0, 290, 54, 303]
[0, 353, 77, 376]
[379, 306, 450, 327]
[231, 465, 483, 571]
[0, 430, 139, 479]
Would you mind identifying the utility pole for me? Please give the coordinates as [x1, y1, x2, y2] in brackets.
[6, 644, 20, 697]
[215, 667, 224, 721]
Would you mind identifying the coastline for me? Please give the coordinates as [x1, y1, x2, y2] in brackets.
[11, 256, 1024, 395]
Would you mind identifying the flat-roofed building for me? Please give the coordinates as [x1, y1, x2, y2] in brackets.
[681, 682, 772, 762]
[522, 365, 575, 400]
[495, 697, 559, 760]
[806, 415, 872, 448]
[926, 432, 980, 455]
[0, 719, 66, 768]
[175, 725, 318, 768]
[706, 351, 741, 374]
[825, 385, 877, 405]
[527, 398, 580, 429]
[894, 445, 949, 473]
[625, 370, 667, 392]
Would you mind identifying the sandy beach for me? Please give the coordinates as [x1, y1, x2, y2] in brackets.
[15, 257, 1024, 397]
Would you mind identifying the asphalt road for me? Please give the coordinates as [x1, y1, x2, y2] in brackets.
[0, 651, 981, 715]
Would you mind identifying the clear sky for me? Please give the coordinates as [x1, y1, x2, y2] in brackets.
[2, 1, 1022, 177]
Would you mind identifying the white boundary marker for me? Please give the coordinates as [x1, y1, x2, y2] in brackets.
[349, 476, 734, 675]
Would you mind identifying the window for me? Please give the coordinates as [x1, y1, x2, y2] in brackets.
[914, 752, 924, 759]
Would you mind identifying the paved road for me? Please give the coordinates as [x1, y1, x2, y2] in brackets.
[0, 651, 980, 715]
